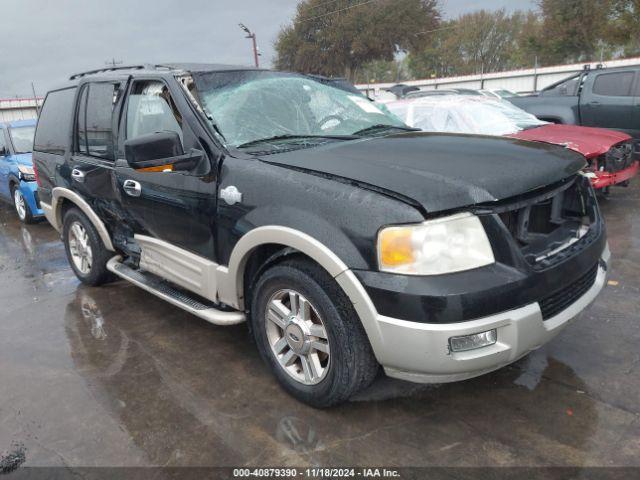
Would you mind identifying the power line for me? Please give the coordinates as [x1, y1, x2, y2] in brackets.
[414, 25, 459, 36]
[299, 0, 378, 23]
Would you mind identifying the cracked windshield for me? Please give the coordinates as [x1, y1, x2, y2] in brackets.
[194, 71, 408, 149]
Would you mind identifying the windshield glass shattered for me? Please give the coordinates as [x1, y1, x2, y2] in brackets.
[193, 70, 407, 149]
[9, 126, 36, 153]
[386, 95, 548, 136]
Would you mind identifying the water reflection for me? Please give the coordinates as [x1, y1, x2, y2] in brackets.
[62, 285, 600, 467]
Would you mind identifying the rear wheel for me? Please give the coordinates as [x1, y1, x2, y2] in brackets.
[250, 258, 378, 407]
[11, 185, 35, 224]
[62, 208, 113, 286]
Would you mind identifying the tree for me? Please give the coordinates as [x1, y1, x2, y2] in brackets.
[606, 0, 640, 56]
[274, 0, 440, 80]
[408, 9, 530, 78]
[536, 0, 611, 64]
[354, 56, 412, 84]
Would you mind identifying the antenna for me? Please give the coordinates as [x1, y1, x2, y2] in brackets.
[105, 58, 123, 68]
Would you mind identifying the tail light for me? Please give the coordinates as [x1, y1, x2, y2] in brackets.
[33, 162, 42, 187]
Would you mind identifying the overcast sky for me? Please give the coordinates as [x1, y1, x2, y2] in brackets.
[0, 0, 534, 98]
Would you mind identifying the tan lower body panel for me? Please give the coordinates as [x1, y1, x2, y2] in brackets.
[135, 234, 218, 302]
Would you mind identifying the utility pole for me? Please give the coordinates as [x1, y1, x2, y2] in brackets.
[31, 82, 40, 115]
[105, 58, 123, 68]
[239, 23, 260, 68]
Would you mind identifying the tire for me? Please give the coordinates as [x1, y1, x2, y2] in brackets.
[597, 186, 611, 199]
[250, 258, 378, 407]
[62, 207, 114, 286]
[11, 184, 35, 224]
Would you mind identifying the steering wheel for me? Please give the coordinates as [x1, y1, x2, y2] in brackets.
[317, 114, 346, 131]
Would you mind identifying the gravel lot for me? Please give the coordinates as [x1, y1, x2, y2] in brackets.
[0, 182, 638, 469]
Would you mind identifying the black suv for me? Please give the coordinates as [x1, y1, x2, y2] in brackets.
[33, 64, 609, 407]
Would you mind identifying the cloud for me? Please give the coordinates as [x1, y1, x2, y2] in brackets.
[0, 0, 535, 97]
[0, 0, 297, 96]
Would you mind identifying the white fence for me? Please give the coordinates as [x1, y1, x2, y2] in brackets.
[0, 98, 42, 123]
[357, 57, 640, 98]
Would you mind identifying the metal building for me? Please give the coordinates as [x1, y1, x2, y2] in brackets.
[0, 97, 41, 123]
[358, 56, 640, 98]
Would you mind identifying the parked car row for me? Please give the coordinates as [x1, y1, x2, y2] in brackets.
[510, 65, 640, 143]
[1, 62, 626, 406]
[386, 94, 639, 192]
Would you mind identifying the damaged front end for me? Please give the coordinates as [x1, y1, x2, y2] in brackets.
[357, 173, 606, 325]
[477, 174, 600, 272]
[584, 141, 639, 190]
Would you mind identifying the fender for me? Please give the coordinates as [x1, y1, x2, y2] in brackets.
[216, 226, 386, 360]
[42, 187, 115, 252]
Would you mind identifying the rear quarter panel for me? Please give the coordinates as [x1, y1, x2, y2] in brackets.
[510, 96, 579, 125]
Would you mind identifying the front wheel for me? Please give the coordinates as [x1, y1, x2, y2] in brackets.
[62, 208, 113, 286]
[250, 258, 378, 407]
[12, 186, 35, 224]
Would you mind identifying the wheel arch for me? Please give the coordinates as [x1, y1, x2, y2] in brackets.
[216, 226, 385, 360]
[49, 187, 115, 251]
[218, 226, 351, 310]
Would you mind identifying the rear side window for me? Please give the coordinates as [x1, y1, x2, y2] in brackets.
[592, 72, 635, 97]
[76, 82, 119, 159]
[543, 75, 581, 97]
[34, 87, 77, 154]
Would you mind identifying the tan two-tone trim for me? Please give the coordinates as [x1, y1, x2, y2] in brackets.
[45, 187, 115, 252]
[135, 234, 218, 303]
[216, 226, 386, 361]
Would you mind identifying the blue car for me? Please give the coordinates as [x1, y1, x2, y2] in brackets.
[0, 119, 43, 223]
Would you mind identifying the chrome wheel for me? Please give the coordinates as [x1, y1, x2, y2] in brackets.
[13, 189, 26, 221]
[265, 289, 330, 386]
[68, 222, 93, 275]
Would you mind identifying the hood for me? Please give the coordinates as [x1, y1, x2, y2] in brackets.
[12, 153, 33, 167]
[258, 132, 585, 213]
[509, 124, 631, 159]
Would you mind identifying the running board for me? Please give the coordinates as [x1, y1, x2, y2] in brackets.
[106, 256, 245, 326]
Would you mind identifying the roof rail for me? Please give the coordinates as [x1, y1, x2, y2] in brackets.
[69, 64, 150, 80]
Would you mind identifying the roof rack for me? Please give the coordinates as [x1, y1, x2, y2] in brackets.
[69, 64, 151, 80]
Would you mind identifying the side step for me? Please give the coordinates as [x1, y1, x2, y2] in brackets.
[106, 256, 245, 326]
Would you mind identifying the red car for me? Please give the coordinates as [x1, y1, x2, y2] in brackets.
[386, 95, 639, 191]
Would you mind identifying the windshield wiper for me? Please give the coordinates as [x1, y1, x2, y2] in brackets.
[236, 134, 358, 149]
[352, 124, 420, 136]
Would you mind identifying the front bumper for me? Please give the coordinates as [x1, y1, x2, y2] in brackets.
[373, 245, 610, 384]
[19, 180, 44, 217]
[590, 161, 639, 189]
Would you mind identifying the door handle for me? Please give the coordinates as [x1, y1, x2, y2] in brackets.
[71, 168, 86, 183]
[123, 179, 142, 197]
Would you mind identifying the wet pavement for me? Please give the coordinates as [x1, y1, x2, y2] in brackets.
[0, 183, 638, 469]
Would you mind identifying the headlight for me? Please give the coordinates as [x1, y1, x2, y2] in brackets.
[377, 213, 495, 275]
[18, 164, 36, 182]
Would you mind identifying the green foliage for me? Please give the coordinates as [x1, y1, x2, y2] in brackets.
[537, 0, 611, 64]
[353, 57, 412, 84]
[277, 0, 640, 82]
[606, 0, 640, 56]
[408, 10, 541, 78]
[274, 0, 440, 80]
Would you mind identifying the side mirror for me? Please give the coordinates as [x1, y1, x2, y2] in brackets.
[0, 146, 7, 157]
[124, 131, 184, 170]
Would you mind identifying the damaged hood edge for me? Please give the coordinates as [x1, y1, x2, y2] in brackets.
[255, 132, 586, 214]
